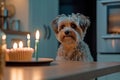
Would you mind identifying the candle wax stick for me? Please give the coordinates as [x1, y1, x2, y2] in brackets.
[0, 33, 6, 80]
[27, 34, 30, 48]
[27, 39, 30, 48]
[35, 39, 39, 61]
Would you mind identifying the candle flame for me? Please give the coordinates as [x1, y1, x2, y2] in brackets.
[13, 43, 17, 49]
[2, 34, 6, 40]
[27, 34, 30, 39]
[35, 30, 40, 40]
[19, 41, 23, 48]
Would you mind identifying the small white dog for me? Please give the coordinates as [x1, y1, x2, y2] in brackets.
[51, 13, 93, 62]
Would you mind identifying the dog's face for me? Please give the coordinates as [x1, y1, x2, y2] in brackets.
[51, 13, 90, 45]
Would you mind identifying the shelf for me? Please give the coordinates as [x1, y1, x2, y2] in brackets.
[101, 0, 120, 5]
[1, 30, 30, 36]
[101, 35, 120, 39]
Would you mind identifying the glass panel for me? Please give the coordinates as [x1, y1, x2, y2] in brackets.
[107, 5, 120, 34]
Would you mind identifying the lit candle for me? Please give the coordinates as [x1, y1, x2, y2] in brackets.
[13, 42, 17, 49]
[2, 34, 6, 40]
[2, 34, 6, 46]
[0, 28, 6, 80]
[1, 34, 6, 52]
[27, 34, 30, 48]
[35, 30, 40, 61]
[19, 41, 23, 48]
[36, 30, 40, 40]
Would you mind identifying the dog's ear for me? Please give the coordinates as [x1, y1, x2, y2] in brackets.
[73, 13, 90, 40]
[75, 13, 90, 32]
[51, 14, 66, 34]
[51, 17, 59, 34]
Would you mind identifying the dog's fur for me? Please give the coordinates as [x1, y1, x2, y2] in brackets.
[51, 13, 93, 62]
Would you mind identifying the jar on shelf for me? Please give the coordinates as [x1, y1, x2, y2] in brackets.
[11, 19, 20, 31]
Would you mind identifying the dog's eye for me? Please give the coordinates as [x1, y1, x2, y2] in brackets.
[71, 23, 77, 29]
[60, 25, 65, 30]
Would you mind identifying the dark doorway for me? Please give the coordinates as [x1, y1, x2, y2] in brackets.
[59, 0, 97, 61]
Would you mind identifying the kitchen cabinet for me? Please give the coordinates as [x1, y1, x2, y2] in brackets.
[3, 0, 59, 58]
[97, 0, 120, 80]
[29, 0, 59, 59]
[97, 53, 120, 80]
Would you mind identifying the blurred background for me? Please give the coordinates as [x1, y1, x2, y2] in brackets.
[0, 0, 96, 61]
[1, 0, 120, 80]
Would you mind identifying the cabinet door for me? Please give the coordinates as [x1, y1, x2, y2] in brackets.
[97, 54, 120, 80]
[29, 0, 59, 58]
[97, 0, 120, 80]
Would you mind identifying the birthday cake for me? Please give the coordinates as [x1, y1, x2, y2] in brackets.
[6, 48, 34, 61]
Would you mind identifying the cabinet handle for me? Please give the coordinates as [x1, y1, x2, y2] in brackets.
[47, 25, 51, 40]
[43, 25, 51, 40]
[43, 24, 47, 40]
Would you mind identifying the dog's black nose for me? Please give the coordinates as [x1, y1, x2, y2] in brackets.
[65, 30, 70, 35]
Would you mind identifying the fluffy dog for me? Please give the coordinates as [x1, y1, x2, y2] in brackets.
[51, 13, 93, 62]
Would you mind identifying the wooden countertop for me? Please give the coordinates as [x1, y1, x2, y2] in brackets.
[4, 61, 120, 80]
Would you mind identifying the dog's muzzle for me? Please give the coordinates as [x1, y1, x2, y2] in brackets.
[63, 30, 76, 41]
